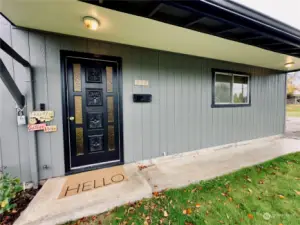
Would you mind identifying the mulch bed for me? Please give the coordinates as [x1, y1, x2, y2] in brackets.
[0, 187, 41, 225]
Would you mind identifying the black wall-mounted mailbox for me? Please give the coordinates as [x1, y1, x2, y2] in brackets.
[133, 94, 152, 103]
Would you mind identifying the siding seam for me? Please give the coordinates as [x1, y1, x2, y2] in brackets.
[44, 35, 53, 176]
[9, 25, 22, 179]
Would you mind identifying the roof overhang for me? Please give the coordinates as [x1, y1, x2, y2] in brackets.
[1, 0, 300, 71]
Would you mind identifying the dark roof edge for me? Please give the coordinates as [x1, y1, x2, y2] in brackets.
[205, 0, 300, 41]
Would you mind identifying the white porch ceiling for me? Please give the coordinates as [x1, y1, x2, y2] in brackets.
[1, 0, 300, 71]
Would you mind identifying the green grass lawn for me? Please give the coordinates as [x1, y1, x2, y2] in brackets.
[286, 104, 300, 117]
[64, 153, 300, 225]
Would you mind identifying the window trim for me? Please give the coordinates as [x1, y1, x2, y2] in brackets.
[211, 69, 251, 108]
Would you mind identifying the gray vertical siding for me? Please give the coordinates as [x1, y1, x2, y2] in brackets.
[0, 15, 286, 182]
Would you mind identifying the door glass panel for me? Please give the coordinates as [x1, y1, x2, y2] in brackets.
[107, 96, 114, 123]
[74, 96, 83, 124]
[108, 125, 115, 151]
[76, 128, 84, 155]
[106, 67, 113, 92]
[73, 64, 81, 92]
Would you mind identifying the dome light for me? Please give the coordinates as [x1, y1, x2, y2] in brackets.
[83, 16, 100, 30]
[284, 62, 295, 68]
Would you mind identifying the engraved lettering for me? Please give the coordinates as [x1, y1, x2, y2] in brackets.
[82, 181, 92, 192]
[111, 174, 125, 183]
[103, 177, 111, 186]
[64, 184, 80, 196]
[94, 179, 103, 188]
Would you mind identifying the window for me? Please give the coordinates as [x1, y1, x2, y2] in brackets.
[212, 70, 250, 107]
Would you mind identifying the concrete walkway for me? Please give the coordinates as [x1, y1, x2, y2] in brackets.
[286, 117, 300, 139]
[15, 136, 300, 225]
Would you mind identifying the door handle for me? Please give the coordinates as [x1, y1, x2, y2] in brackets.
[69, 116, 75, 121]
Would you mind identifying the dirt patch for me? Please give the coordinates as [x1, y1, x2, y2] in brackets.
[0, 187, 40, 225]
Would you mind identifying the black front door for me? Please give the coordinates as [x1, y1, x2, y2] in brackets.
[64, 54, 122, 170]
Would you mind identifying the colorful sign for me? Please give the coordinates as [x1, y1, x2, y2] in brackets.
[29, 111, 54, 124]
[44, 125, 58, 133]
[28, 123, 46, 132]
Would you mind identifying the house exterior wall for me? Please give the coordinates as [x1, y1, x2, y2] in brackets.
[0, 16, 286, 182]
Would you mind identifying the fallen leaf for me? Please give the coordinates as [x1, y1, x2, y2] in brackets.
[228, 197, 233, 202]
[246, 178, 252, 183]
[153, 192, 159, 197]
[138, 164, 148, 170]
[279, 195, 285, 199]
[279, 224, 283, 225]
[184, 222, 194, 225]
[128, 207, 135, 214]
[164, 211, 168, 217]
[248, 188, 253, 194]
[196, 203, 201, 208]
[294, 190, 300, 195]
[183, 209, 187, 215]
[248, 214, 254, 219]
[259, 180, 264, 184]
[187, 208, 192, 215]
[144, 221, 149, 225]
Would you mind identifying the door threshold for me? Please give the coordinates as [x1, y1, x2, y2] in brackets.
[66, 160, 123, 175]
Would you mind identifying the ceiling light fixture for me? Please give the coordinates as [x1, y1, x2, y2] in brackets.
[83, 16, 100, 30]
[284, 62, 295, 68]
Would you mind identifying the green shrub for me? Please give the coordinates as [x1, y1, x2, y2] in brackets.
[0, 172, 23, 214]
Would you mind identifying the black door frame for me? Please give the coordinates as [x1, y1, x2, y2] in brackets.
[60, 50, 124, 174]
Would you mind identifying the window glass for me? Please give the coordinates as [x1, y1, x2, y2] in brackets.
[215, 74, 232, 103]
[233, 76, 249, 103]
[213, 71, 250, 106]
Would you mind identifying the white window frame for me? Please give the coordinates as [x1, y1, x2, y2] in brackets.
[213, 71, 250, 106]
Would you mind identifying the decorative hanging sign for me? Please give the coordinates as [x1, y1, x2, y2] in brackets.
[44, 125, 58, 133]
[29, 111, 54, 124]
[28, 123, 47, 132]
